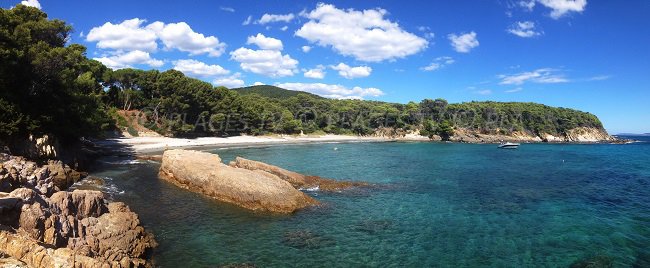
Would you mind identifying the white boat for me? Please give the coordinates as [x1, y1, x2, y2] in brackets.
[498, 142, 520, 149]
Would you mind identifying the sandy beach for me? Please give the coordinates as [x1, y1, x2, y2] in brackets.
[110, 134, 428, 153]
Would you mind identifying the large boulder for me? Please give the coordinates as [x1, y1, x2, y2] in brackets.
[230, 157, 367, 191]
[159, 150, 318, 213]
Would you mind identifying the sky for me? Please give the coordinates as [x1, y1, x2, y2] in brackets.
[4, 0, 650, 134]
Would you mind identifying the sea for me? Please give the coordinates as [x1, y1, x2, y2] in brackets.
[88, 136, 650, 267]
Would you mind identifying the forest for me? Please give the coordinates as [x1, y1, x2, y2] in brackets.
[0, 5, 604, 145]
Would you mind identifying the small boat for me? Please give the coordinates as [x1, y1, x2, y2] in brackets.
[498, 142, 520, 149]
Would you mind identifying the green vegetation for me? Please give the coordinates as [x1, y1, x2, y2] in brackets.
[0, 5, 606, 146]
[233, 85, 323, 99]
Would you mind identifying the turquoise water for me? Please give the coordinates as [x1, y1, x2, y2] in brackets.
[90, 137, 650, 267]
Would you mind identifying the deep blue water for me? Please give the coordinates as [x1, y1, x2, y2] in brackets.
[90, 137, 650, 267]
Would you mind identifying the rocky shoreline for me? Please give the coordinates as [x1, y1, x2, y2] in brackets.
[0, 154, 156, 267]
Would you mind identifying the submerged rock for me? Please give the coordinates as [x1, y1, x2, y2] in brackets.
[159, 149, 318, 213]
[230, 157, 368, 192]
[282, 230, 335, 249]
[355, 219, 393, 234]
[569, 255, 614, 268]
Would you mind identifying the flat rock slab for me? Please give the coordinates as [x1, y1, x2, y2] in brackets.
[159, 150, 318, 213]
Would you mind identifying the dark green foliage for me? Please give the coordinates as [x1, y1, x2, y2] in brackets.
[0, 5, 113, 142]
[232, 85, 323, 99]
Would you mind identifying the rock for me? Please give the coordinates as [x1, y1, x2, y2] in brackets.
[49, 190, 107, 218]
[569, 255, 613, 268]
[0, 154, 156, 267]
[159, 149, 318, 213]
[355, 219, 393, 234]
[230, 157, 368, 192]
[281, 230, 335, 249]
[0, 255, 27, 268]
[136, 154, 163, 162]
[44, 160, 83, 191]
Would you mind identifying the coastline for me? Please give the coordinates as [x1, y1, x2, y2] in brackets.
[107, 131, 621, 155]
[108, 134, 403, 154]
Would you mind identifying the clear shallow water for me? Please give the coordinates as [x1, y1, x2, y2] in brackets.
[90, 137, 650, 267]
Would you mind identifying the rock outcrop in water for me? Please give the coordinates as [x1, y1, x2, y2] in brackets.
[0, 153, 156, 267]
[159, 149, 318, 213]
[230, 157, 367, 191]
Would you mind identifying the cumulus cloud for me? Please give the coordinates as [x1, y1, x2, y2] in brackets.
[258, 13, 295, 24]
[230, 48, 298, 78]
[508, 21, 542, 38]
[20, 0, 40, 9]
[448, 32, 479, 53]
[253, 82, 265, 86]
[304, 65, 326, 79]
[94, 50, 163, 70]
[275, 82, 384, 99]
[172, 59, 229, 78]
[213, 73, 245, 88]
[421, 56, 455, 71]
[86, 19, 159, 52]
[498, 68, 569, 85]
[246, 33, 283, 50]
[301, 46, 312, 53]
[147, 21, 226, 57]
[87, 19, 226, 57]
[538, 0, 587, 19]
[330, 63, 372, 79]
[295, 3, 428, 62]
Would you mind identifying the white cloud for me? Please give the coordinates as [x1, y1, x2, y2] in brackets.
[538, 0, 587, 19]
[253, 82, 265, 86]
[295, 3, 428, 62]
[421, 56, 454, 71]
[330, 63, 372, 79]
[213, 73, 245, 88]
[505, 87, 523, 93]
[275, 82, 384, 99]
[94, 50, 163, 70]
[280, 26, 289, 31]
[242, 16, 253, 25]
[86, 18, 159, 52]
[304, 65, 326, 79]
[448, 32, 479, 53]
[417, 26, 435, 40]
[147, 21, 226, 57]
[258, 13, 295, 24]
[587, 75, 611, 81]
[172, 59, 229, 78]
[246, 33, 283, 50]
[508, 21, 542, 38]
[87, 19, 226, 57]
[220, 6, 235, 12]
[498, 68, 569, 85]
[230, 47, 298, 78]
[301, 46, 312, 53]
[519, 0, 536, 11]
[20, 0, 40, 9]
[475, 89, 493, 95]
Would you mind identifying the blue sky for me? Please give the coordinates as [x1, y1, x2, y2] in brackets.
[6, 0, 650, 133]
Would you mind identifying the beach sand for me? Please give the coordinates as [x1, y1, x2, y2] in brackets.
[110, 134, 427, 153]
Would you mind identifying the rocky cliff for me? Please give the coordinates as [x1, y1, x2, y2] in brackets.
[0, 154, 156, 267]
[159, 150, 318, 213]
[447, 127, 615, 143]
